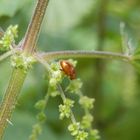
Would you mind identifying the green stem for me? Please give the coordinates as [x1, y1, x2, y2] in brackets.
[0, 0, 50, 139]
[0, 49, 18, 62]
[0, 69, 26, 139]
[57, 85, 76, 124]
[38, 50, 131, 61]
[22, 0, 49, 55]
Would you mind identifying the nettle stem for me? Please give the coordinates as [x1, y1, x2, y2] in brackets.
[0, 69, 26, 139]
[0, 49, 17, 62]
[38, 50, 131, 62]
[22, 0, 49, 55]
[0, 0, 49, 139]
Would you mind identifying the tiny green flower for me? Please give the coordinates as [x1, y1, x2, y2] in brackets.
[49, 62, 63, 87]
[64, 98, 75, 107]
[35, 100, 46, 110]
[49, 70, 62, 86]
[9, 25, 18, 38]
[50, 90, 60, 97]
[47, 86, 60, 97]
[76, 130, 88, 140]
[81, 114, 93, 129]
[59, 98, 74, 119]
[68, 122, 80, 136]
[36, 112, 46, 123]
[68, 122, 88, 140]
[50, 62, 60, 71]
[11, 53, 35, 73]
[29, 124, 42, 140]
[33, 124, 42, 134]
[59, 104, 69, 119]
[0, 25, 18, 52]
[79, 96, 95, 110]
[66, 79, 83, 94]
[90, 129, 100, 139]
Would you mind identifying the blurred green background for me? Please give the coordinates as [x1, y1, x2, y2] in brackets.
[0, 0, 140, 140]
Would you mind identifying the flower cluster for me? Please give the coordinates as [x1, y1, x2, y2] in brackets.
[66, 79, 83, 94]
[29, 97, 48, 140]
[81, 114, 93, 129]
[29, 124, 42, 140]
[79, 96, 95, 110]
[32, 59, 100, 140]
[0, 25, 18, 52]
[49, 62, 63, 87]
[59, 98, 74, 119]
[11, 53, 35, 73]
[68, 122, 88, 140]
[48, 60, 99, 140]
[47, 62, 63, 97]
[35, 100, 47, 122]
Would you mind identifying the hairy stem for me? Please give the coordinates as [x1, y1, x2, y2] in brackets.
[22, 0, 49, 55]
[38, 50, 130, 62]
[0, 49, 17, 62]
[0, 0, 50, 139]
[0, 69, 26, 139]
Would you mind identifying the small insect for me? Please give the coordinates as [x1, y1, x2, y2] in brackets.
[60, 60, 76, 80]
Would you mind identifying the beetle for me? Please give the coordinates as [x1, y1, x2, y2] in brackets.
[60, 60, 76, 80]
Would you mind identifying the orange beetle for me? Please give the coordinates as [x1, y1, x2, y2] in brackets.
[60, 60, 76, 80]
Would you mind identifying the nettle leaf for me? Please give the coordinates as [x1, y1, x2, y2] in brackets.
[0, 0, 29, 17]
